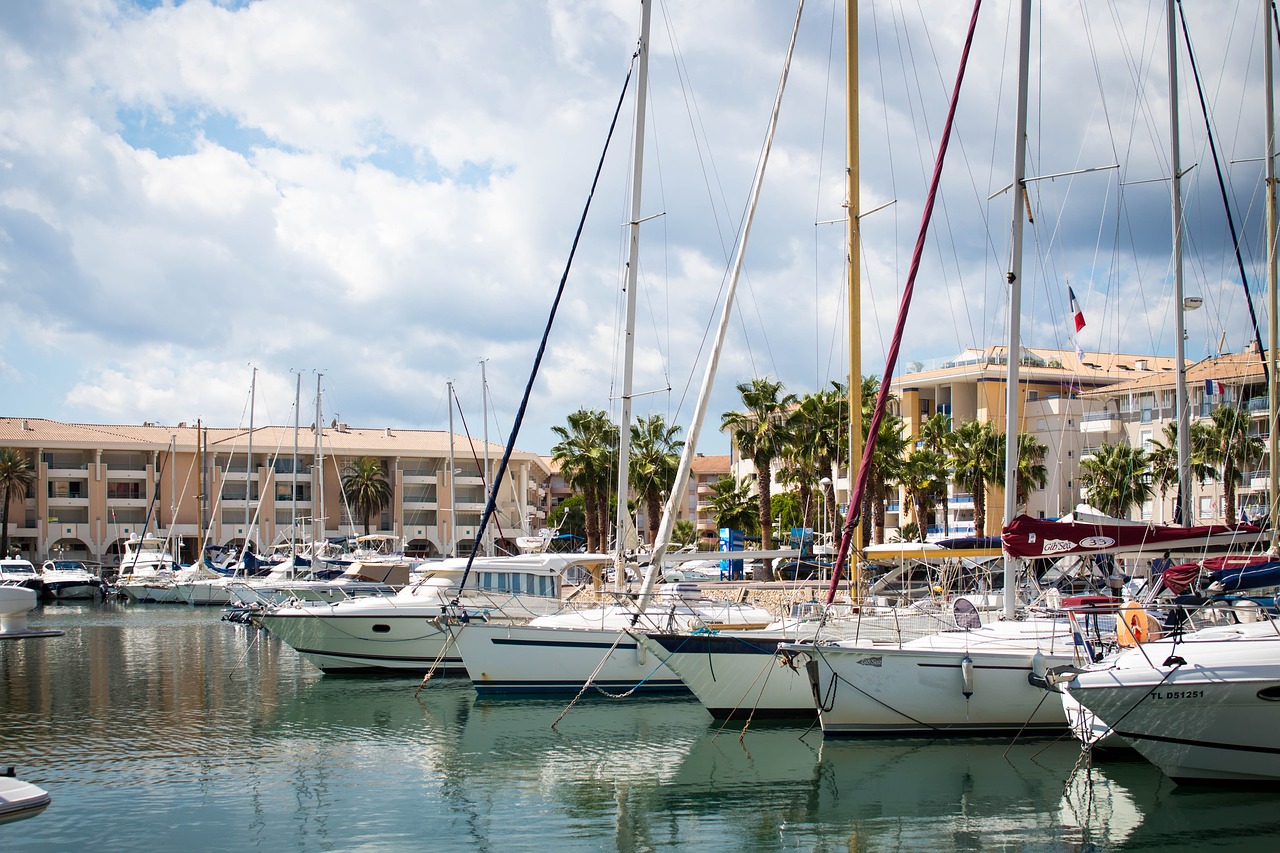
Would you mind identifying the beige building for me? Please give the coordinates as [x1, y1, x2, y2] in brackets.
[891, 346, 1176, 536]
[0, 417, 550, 564]
[1079, 349, 1272, 525]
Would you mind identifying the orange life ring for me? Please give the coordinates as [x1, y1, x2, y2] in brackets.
[1116, 602, 1162, 647]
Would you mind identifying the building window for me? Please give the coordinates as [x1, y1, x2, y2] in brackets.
[1140, 429, 1153, 451]
[1199, 496, 1214, 519]
[1141, 500, 1153, 520]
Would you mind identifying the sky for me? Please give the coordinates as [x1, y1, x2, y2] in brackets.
[0, 0, 1274, 459]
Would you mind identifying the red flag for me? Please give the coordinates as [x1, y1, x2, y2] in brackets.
[1068, 286, 1086, 332]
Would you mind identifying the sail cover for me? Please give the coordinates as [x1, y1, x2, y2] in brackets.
[1002, 514, 1260, 558]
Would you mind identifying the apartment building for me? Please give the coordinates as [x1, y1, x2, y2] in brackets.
[1079, 349, 1271, 525]
[891, 346, 1175, 537]
[0, 417, 550, 564]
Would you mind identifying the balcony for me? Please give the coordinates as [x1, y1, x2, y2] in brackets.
[1079, 411, 1120, 433]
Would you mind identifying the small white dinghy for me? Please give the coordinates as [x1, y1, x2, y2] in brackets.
[0, 770, 51, 824]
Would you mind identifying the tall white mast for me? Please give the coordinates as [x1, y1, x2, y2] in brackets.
[1000, 0, 1032, 621]
[246, 366, 256, 561]
[845, 0, 862, 573]
[292, 371, 300, 550]
[1168, 0, 1192, 527]
[448, 379, 457, 557]
[636, 1, 804, 611]
[314, 372, 324, 547]
[1265, 0, 1278, 544]
[481, 358, 492, 556]
[612, 0, 652, 591]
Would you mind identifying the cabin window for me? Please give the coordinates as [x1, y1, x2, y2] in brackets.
[372, 624, 391, 634]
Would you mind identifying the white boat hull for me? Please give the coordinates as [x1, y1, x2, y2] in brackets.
[636, 631, 814, 717]
[257, 604, 461, 673]
[454, 621, 687, 695]
[784, 620, 1081, 736]
[0, 774, 51, 825]
[1067, 622, 1280, 782]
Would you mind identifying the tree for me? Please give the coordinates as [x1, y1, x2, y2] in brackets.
[1148, 421, 1218, 519]
[770, 491, 804, 537]
[948, 420, 1001, 536]
[1077, 443, 1153, 518]
[897, 447, 948, 538]
[1009, 432, 1049, 510]
[918, 411, 953, 535]
[858, 380, 908, 545]
[672, 519, 697, 549]
[551, 409, 618, 553]
[787, 382, 848, 537]
[1206, 406, 1264, 523]
[720, 377, 796, 578]
[341, 456, 393, 535]
[0, 448, 35, 557]
[629, 414, 683, 545]
[707, 477, 759, 535]
[548, 494, 586, 547]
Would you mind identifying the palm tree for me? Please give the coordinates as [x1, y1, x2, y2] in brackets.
[897, 447, 948, 539]
[707, 476, 759, 534]
[721, 377, 796, 578]
[672, 519, 698, 549]
[948, 420, 1001, 536]
[1009, 432, 1049, 510]
[551, 409, 618, 553]
[629, 414, 683, 545]
[1148, 421, 1218, 520]
[859, 384, 908, 546]
[1206, 406, 1264, 523]
[341, 456, 393, 535]
[0, 448, 35, 557]
[918, 411, 952, 534]
[789, 382, 848, 537]
[1077, 443, 1153, 518]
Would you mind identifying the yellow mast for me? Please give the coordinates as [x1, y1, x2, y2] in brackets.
[845, 0, 863, 580]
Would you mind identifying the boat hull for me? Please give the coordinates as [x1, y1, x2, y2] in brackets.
[0, 775, 51, 825]
[454, 622, 688, 695]
[637, 632, 813, 718]
[41, 580, 104, 600]
[257, 609, 463, 674]
[786, 624, 1079, 736]
[1068, 627, 1280, 782]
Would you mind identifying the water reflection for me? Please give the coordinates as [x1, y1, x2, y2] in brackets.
[3, 604, 1280, 851]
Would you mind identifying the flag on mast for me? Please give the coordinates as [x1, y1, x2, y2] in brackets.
[1068, 286, 1086, 332]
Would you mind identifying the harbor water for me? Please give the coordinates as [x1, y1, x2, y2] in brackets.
[3, 603, 1279, 852]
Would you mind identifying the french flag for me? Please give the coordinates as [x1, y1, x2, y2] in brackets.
[1068, 286, 1086, 332]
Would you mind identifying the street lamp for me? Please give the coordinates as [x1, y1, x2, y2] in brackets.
[819, 477, 832, 580]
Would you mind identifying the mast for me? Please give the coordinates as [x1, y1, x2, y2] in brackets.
[246, 366, 256, 561]
[481, 358, 492, 556]
[1000, 0, 1032, 621]
[314, 372, 323, 548]
[636, 1, 804, 611]
[448, 379, 457, 557]
[1168, 0, 1192, 527]
[1266, 0, 1278, 544]
[293, 371, 300, 552]
[845, 0, 863, 581]
[613, 0, 652, 592]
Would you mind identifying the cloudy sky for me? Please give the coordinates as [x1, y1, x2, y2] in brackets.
[0, 0, 1273, 457]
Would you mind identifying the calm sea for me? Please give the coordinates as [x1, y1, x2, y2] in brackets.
[2, 602, 1278, 852]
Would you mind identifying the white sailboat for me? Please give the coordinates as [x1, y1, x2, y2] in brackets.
[452, 0, 801, 696]
[1060, 0, 1280, 783]
[778, 0, 1098, 736]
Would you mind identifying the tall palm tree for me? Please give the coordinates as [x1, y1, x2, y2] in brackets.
[863, 408, 909, 546]
[1148, 421, 1218, 520]
[1206, 406, 1264, 523]
[0, 448, 35, 557]
[918, 411, 952, 535]
[551, 409, 617, 553]
[1077, 443, 1153, 518]
[898, 447, 948, 539]
[948, 420, 1001, 536]
[1009, 432, 1049, 510]
[341, 456, 393, 535]
[805, 381, 848, 536]
[721, 377, 796, 578]
[629, 414, 684, 545]
[707, 476, 759, 534]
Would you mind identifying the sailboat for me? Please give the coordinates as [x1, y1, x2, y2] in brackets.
[450, 0, 799, 696]
[771, 0, 1110, 736]
[1059, 0, 1280, 783]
